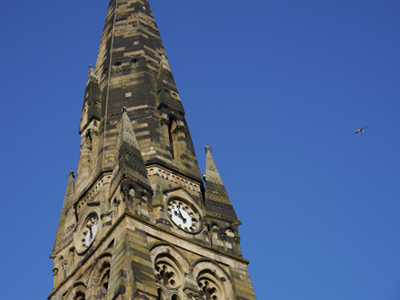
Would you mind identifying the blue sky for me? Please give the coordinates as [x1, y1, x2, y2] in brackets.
[1, 0, 399, 299]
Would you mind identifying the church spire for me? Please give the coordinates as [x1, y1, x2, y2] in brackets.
[87, 0, 201, 188]
[49, 2, 257, 299]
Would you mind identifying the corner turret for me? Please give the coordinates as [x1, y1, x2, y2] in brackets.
[204, 145, 243, 257]
[52, 170, 76, 256]
[79, 65, 101, 133]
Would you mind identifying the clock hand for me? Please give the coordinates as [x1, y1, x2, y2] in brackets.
[177, 206, 188, 224]
[177, 206, 185, 217]
[174, 209, 187, 224]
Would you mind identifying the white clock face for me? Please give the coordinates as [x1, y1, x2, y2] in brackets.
[167, 200, 199, 232]
[81, 215, 98, 249]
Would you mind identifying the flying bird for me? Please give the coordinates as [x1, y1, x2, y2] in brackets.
[355, 126, 367, 134]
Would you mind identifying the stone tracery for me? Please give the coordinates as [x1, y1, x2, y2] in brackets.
[155, 261, 179, 288]
[198, 273, 224, 300]
[192, 261, 234, 300]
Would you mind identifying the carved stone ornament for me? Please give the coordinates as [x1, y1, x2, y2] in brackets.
[155, 260, 182, 288]
[198, 275, 224, 300]
[62, 260, 68, 270]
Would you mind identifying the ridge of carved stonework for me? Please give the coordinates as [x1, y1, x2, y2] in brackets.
[205, 175, 223, 185]
[205, 187, 229, 199]
[105, 106, 159, 124]
[205, 210, 238, 222]
[205, 197, 233, 208]
[147, 166, 202, 194]
[75, 175, 111, 215]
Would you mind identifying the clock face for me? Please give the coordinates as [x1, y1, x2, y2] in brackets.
[167, 199, 200, 233]
[80, 215, 98, 250]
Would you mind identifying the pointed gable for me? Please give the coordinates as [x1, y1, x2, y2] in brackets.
[204, 145, 238, 221]
[80, 65, 101, 133]
[110, 107, 152, 196]
[52, 170, 77, 255]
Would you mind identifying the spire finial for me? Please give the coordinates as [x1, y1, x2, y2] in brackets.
[205, 145, 214, 153]
[67, 169, 75, 178]
[88, 65, 95, 76]
[122, 106, 127, 113]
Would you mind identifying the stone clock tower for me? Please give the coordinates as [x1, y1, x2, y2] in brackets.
[49, 1, 257, 299]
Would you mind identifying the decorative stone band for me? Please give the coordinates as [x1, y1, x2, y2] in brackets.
[101, 106, 159, 125]
[75, 174, 112, 215]
[205, 210, 238, 222]
[147, 166, 201, 194]
[52, 227, 75, 254]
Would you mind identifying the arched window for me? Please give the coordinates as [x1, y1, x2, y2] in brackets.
[155, 256, 182, 288]
[75, 292, 85, 300]
[96, 261, 110, 299]
[150, 245, 190, 300]
[98, 263, 110, 295]
[86, 255, 110, 300]
[192, 261, 234, 300]
[85, 129, 92, 149]
[71, 283, 86, 300]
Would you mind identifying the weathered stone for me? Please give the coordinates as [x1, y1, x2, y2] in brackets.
[48, 1, 256, 300]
